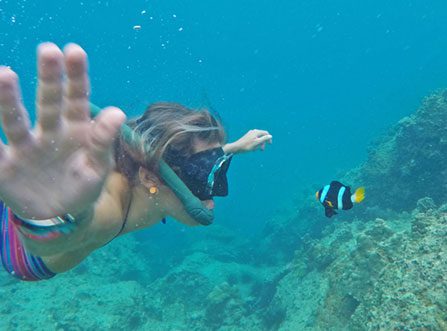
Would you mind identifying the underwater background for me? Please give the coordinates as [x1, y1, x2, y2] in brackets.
[1, 0, 447, 330]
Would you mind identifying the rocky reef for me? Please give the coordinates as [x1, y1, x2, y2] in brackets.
[271, 201, 447, 330]
[349, 89, 447, 212]
[1, 90, 447, 330]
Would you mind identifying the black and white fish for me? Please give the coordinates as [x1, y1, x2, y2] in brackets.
[316, 181, 365, 218]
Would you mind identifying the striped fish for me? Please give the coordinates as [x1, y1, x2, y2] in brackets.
[316, 181, 365, 218]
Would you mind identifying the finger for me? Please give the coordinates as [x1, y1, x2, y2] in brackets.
[87, 107, 126, 169]
[255, 134, 273, 144]
[63, 43, 90, 121]
[37, 43, 64, 132]
[0, 66, 32, 146]
[253, 129, 271, 137]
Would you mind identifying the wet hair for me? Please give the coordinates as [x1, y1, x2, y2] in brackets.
[114, 102, 226, 185]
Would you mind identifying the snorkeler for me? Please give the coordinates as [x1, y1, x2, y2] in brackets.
[0, 42, 272, 281]
[316, 181, 365, 217]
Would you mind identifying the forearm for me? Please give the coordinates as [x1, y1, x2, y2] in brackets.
[223, 129, 272, 154]
[69, 204, 95, 227]
[223, 141, 242, 154]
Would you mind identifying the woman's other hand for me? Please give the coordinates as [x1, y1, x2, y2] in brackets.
[0, 43, 126, 219]
[223, 129, 272, 154]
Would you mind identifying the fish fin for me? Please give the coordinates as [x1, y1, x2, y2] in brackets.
[325, 208, 337, 218]
[326, 200, 333, 208]
[315, 191, 320, 201]
[352, 187, 365, 203]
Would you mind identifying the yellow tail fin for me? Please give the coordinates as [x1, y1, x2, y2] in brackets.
[352, 187, 365, 203]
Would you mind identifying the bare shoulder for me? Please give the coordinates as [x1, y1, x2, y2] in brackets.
[87, 171, 129, 244]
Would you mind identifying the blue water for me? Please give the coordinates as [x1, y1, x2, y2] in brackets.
[2, 1, 447, 234]
[2, 1, 447, 329]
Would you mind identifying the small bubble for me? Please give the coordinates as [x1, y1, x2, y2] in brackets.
[172, 14, 177, 18]
[141, 10, 146, 15]
[133, 25, 142, 31]
[178, 27, 183, 32]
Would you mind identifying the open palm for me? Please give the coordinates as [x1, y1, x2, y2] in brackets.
[0, 43, 125, 219]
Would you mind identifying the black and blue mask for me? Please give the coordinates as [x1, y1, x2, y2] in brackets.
[168, 148, 233, 200]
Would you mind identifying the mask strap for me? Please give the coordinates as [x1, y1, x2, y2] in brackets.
[90, 103, 214, 226]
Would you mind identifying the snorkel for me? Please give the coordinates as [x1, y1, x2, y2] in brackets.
[90, 104, 214, 225]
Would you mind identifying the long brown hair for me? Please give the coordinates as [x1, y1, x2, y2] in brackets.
[114, 102, 226, 184]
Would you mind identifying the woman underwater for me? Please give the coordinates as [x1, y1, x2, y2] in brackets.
[0, 42, 272, 281]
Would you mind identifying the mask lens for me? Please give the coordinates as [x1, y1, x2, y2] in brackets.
[168, 148, 232, 200]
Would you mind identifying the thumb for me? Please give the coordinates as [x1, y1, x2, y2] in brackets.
[88, 106, 126, 168]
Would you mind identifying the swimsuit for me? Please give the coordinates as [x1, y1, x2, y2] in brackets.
[0, 202, 56, 281]
[0, 193, 165, 281]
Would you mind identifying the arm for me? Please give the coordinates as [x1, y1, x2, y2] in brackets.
[18, 178, 123, 258]
[223, 129, 273, 154]
[37, 175, 128, 273]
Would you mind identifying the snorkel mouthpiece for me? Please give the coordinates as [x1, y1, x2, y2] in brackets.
[90, 104, 214, 225]
[158, 160, 214, 225]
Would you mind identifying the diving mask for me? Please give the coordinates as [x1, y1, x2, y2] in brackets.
[167, 148, 233, 201]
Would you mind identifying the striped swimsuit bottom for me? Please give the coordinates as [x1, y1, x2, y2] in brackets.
[0, 202, 60, 281]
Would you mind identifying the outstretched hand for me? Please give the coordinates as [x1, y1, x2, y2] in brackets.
[0, 43, 125, 219]
[224, 129, 273, 154]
